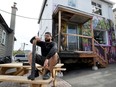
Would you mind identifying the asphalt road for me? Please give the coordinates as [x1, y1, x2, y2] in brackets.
[62, 63, 116, 87]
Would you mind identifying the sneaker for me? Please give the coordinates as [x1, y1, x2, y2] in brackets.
[27, 69, 39, 79]
[43, 70, 51, 80]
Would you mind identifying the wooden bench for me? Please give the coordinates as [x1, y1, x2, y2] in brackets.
[0, 75, 53, 87]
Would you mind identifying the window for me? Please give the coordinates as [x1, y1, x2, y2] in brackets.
[68, 0, 76, 7]
[92, 1, 102, 15]
[1, 30, 6, 45]
[67, 24, 78, 50]
[94, 30, 107, 44]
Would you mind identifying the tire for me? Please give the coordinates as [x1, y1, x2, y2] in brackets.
[15, 59, 20, 62]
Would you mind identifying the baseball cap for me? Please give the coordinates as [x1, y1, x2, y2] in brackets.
[45, 32, 52, 36]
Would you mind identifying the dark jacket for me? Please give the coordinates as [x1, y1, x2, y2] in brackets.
[30, 37, 57, 59]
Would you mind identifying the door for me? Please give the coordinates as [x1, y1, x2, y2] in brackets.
[67, 24, 78, 51]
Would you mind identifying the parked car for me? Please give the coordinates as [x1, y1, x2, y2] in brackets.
[14, 54, 28, 62]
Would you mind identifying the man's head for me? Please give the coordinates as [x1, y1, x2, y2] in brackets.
[44, 32, 52, 42]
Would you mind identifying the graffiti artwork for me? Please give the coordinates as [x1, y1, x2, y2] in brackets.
[83, 15, 116, 63]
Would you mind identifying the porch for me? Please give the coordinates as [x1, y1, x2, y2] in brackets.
[52, 5, 108, 68]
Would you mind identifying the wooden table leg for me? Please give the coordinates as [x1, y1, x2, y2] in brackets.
[0, 67, 9, 74]
[52, 69, 57, 87]
[0, 67, 29, 76]
[16, 69, 29, 76]
[13, 68, 24, 75]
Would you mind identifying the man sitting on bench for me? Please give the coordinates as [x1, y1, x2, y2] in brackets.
[28, 32, 59, 80]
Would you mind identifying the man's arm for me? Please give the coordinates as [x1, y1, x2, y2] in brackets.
[30, 36, 42, 45]
[46, 42, 57, 59]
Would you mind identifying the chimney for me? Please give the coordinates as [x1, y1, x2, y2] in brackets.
[10, 2, 17, 30]
[6, 2, 17, 58]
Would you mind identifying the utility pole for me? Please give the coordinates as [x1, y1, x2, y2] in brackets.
[22, 43, 28, 51]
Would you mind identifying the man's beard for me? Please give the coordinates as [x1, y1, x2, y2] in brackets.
[45, 39, 50, 42]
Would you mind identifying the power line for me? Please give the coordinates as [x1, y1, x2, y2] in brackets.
[0, 9, 38, 20]
[0, 9, 52, 20]
[0, 9, 40, 20]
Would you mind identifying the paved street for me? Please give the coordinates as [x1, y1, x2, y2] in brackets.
[63, 64, 116, 87]
[0, 63, 116, 87]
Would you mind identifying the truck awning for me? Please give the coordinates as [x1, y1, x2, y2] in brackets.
[53, 5, 93, 24]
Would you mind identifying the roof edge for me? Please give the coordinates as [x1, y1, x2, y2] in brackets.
[38, 0, 47, 24]
[113, 8, 116, 12]
[100, 0, 115, 5]
[0, 14, 13, 33]
[53, 5, 93, 18]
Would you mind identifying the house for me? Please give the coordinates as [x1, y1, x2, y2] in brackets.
[38, 0, 116, 67]
[0, 2, 17, 60]
[0, 14, 13, 58]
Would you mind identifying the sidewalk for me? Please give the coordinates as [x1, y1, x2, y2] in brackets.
[63, 64, 116, 87]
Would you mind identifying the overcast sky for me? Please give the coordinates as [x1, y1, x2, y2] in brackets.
[0, 0, 43, 51]
[0, 0, 116, 51]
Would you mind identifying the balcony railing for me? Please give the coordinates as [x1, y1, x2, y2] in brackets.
[94, 39, 107, 61]
[56, 33, 93, 52]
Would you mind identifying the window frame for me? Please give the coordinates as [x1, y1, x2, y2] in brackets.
[94, 29, 108, 45]
[1, 30, 6, 45]
[92, 1, 102, 15]
[68, 0, 76, 7]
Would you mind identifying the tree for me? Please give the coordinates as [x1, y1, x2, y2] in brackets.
[13, 50, 25, 56]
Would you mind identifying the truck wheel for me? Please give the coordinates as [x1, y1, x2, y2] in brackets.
[15, 59, 20, 62]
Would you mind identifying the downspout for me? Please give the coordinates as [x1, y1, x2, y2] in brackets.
[58, 11, 61, 52]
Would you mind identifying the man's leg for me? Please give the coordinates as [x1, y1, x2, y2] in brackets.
[27, 52, 32, 65]
[48, 53, 59, 73]
[43, 53, 59, 80]
[28, 52, 44, 65]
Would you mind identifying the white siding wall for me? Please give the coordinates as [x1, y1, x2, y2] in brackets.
[101, 0, 113, 20]
[39, 0, 114, 39]
[53, 0, 113, 20]
[108, 6, 113, 20]
[53, 0, 92, 13]
[53, 0, 68, 8]
[77, 0, 92, 13]
[39, 0, 53, 40]
[102, 2, 109, 18]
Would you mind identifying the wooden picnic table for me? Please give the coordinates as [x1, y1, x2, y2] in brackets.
[0, 62, 66, 87]
[0, 62, 41, 76]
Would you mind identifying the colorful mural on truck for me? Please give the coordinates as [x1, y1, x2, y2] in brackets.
[59, 15, 116, 63]
[83, 15, 116, 63]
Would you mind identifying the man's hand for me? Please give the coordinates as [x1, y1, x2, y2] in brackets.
[35, 36, 41, 42]
[44, 59, 49, 67]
